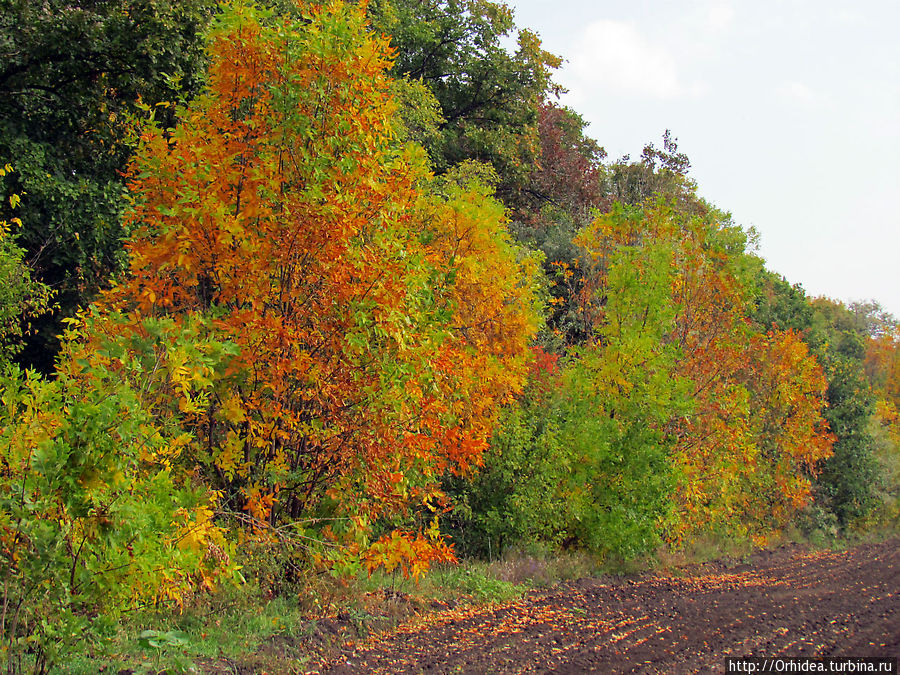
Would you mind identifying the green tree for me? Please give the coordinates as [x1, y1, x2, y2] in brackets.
[806, 299, 879, 525]
[0, 165, 51, 367]
[602, 130, 699, 213]
[848, 300, 897, 338]
[450, 205, 690, 560]
[367, 0, 559, 201]
[752, 269, 813, 334]
[560, 230, 687, 557]
[0, 0, 216, 370]
[443, 347, 574, 558]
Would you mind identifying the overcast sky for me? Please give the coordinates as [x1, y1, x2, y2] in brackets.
[503, 0, 900, 317]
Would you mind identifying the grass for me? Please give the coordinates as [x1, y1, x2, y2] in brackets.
[61, 591, 315, 674]
[54, 546, 606, 674]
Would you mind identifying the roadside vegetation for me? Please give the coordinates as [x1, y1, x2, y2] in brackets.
[1, 1, 897, 672]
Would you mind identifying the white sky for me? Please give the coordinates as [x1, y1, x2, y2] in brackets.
[503, 0, 900, 317]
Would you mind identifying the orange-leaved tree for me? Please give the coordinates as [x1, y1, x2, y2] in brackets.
[663, 206, 761, 538]
[89, 0, 538, 571]
[663, 207, 832, 539]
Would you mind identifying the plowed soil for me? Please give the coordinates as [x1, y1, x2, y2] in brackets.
[315, 539, 899, 674]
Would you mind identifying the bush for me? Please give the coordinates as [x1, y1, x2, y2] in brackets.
[0, 314, 234, 673]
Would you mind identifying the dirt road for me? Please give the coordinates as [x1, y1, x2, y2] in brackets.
[317, 539, 899, 674]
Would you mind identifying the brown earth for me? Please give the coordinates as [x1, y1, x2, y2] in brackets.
[311, 539, 899, 674]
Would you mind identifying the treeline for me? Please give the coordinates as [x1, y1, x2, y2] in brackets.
[0, 0, 898, 671]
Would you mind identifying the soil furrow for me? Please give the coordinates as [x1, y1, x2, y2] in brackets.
[317, 539, 900, 674]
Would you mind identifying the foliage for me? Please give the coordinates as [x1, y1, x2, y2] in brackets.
[136, 629, 192, 673]
[0, 0, 218, 371]
[535, 131, 706, 348]
[866, 325, 900, 410]
[0, 312, 233, 673]
[90, 0, 538, 579]
[753, 277, 885, 530]
[862, 310, 900, 524]
[0, 165, 52, 367]
[452, 198, 839, 557]
[849, 300, 897, 339]
[752, 269, 813, 334]
[562, 220, 687, 556]
[444, 349, 575, 557]
[805, 298, 880, 526]
[601, 131, 698, 211]
[363, 529, 455, 581]
[868, 400, 900, 527]
[451, 206, 689, 559]
[815, 358, 878, 525]
[0, 5, 893, 664]
[510, 101, 606, 231]
[387, 76, 446, 149]
[741, 330, 835, 532]
[574, 202, 833, 543]
[367, 0, 560, 200]
[505, 103, 607, 347]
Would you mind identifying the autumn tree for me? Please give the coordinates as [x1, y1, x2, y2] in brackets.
[803, 298, 880, 525]
[850, 300, 897, 339]
[740, 330, 835, 532]
[574, 202, 833, 543]
[752, 270, 813, 334]
[601, 130, 698, 210]
[86, 0, 538, 572]
[753, 277, 893, 530]
[446, 213, 689, 559]
[532, 130, 706, 349]
[864, 327, 900, 524]
[0, 311, 234, 672]
[509, 102, 606, 230]
[563, 207, 688, 555]
[443, 346, 574, 557]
